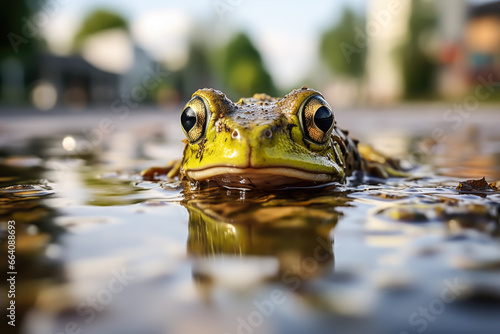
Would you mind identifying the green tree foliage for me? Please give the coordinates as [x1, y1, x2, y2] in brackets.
[0, 0, 46, 103]
[179, 43, 215, 99]
[400, 0, 437, 98]
[73, 9, 128, 50]
[0, 0, 45, 59]
[320, 8, 366, 78]
[221, 33, 276, 98]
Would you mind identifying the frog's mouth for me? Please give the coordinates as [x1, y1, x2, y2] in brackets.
[185, 166, 340, 188]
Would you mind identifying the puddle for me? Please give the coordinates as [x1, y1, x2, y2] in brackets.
[1, 111, 499, 334]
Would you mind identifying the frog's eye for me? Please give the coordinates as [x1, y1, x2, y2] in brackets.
[181, 96, 207, 143]
[299, 95, 335, 144]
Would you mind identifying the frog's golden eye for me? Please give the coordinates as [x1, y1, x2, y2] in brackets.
[181, 96, 207, 143]
[299, 95, 335, 144]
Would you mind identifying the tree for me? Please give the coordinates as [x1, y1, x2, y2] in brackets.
[180, 43, 215, 99]
[320, 8, 366, 78]
[400, 0, 438, 98]
[0, 1, 49, 104]
[220, 33, 276, 99]
[73, 9, 128, 50]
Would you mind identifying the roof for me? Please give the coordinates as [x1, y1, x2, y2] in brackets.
[469, 1, 500, 18]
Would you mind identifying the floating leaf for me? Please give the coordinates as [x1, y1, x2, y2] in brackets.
[456, 177, 499, 196]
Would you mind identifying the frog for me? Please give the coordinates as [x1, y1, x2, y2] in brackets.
[142, 86, 407, 189]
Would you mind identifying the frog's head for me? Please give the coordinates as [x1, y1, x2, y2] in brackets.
[179, 87, 346, 188]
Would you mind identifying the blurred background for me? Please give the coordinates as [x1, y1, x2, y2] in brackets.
[2, 3, 500, 334]
[1, 0, 500, 111]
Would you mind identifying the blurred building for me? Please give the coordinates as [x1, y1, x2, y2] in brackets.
[366, 0, 412, 104]
[39, 54, 120, 108]
[438, 0, 500, 98]
[37, 29, 157, 110]
[366, 0, 500, 102]
[465, 1, 500, 81]
[436, 0, 469, 98]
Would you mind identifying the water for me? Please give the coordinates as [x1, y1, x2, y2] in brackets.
[1, 108, 499, 334]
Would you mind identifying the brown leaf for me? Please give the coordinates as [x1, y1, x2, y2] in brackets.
[456, 177, 499, 192]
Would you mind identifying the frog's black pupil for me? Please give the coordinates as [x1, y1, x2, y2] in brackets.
[181, 107, 196, 132]
[314, 106, 333, 132]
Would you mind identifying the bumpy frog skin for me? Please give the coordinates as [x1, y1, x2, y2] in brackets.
[178, 87, 367, 188]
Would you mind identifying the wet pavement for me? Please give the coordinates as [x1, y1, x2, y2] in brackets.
[1, 105, 499, 334]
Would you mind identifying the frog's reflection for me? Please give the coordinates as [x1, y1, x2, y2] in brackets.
[183, 186, 351, 296]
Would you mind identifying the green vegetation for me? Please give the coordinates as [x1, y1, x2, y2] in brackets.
[0, 1, 47, 104]
[73, 9, 128, 50]
[400, 0, 438, 99]
[179, 43, 215, 99]
[0, 0, 43, 59]
[320, 8, 366, 78]
[220, 33, 276, 99]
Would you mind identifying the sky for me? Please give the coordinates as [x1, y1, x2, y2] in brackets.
[41, 0, 367, 88]
[40, 0, 497, 89]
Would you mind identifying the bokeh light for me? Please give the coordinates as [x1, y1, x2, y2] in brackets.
[30, 81, 58, 110]
[62, 136, 76, 151]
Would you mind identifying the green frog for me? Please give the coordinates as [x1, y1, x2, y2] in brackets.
[143, 86, 406, 189]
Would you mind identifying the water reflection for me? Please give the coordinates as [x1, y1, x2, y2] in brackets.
[2, 123, 500, 334]
[0, 163, 62, 329]
[183, 187, 348, 299]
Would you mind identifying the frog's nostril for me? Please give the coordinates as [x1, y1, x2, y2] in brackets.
[263, 129, 273, 139]
[231, 129, 240, 139]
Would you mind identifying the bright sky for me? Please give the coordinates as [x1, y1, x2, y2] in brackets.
[41, 0, 495, 88]
[42, 0, 367, 88]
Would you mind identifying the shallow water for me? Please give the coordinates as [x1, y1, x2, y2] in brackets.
[1, 108, 500, 334]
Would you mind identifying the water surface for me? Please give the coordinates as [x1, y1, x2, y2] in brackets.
[1, 107, 499, 334]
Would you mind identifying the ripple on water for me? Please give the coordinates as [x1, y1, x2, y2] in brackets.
[0, 184, 55, 197]
[2, 128, 500, 334]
